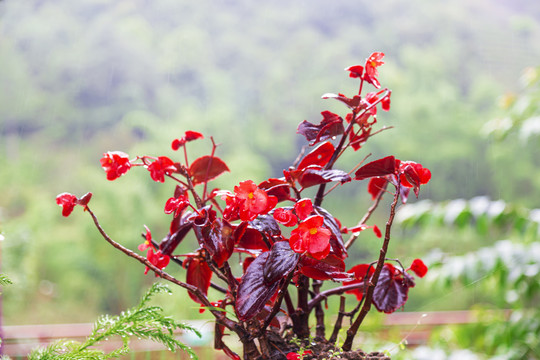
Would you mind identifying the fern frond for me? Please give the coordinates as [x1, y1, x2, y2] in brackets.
[28, 283, 200, 360]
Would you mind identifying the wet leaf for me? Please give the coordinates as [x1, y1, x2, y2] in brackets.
[372, 264, 415, 314]
[189, 156, 230, 185]
[299, 254, 351, 281]
[300, 167, 351, 188]
[186, 257, 212, 304]
[263, 241, 299, 284]
[297, 141, 335, 170]
[297, 111, 344, 145]
[236, 252, 280, 321]
[354, 156, 397, 180]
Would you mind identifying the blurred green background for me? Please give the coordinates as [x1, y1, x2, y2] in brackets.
[1, 0, 540, 358]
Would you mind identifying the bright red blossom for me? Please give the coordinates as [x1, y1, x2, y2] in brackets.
[56, 193, 78, 217]
[364, 52, 385, 88]
[164, 195, 189, 217]
[344, 263, 375, 301]
[228, 180, 278, 221]
[55, 192, 92, 217]
[147, 156, 177, 183]
[286, 350, 312, 360]
[138, 225, 155, 252]
[273, 208, 298, 227]
[294, 198, 313, 220]
[408, 258, 428, 278]
[145, 248, 170, 276]
[289, 215, 332, 260]
[171, 130, 204, 150]
[100, 151, 132, 181]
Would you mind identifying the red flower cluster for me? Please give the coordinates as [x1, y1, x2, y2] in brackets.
[56, 192, 92, 217]
[171, 130, 204, 150]
[147, 156, 177, 183]
[346, 52, 385, 88]
[289, 215, 331, 260]
[100, 151, 131, 181]
[273, 198, 314, 227]
[223, 180, 277, 221]
[144, 248, 170, 276]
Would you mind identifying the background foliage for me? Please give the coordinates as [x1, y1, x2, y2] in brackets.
[1, 0, 540, 357]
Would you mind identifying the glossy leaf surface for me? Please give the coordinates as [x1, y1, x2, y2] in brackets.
[372, 264, 415, 314]
[263, 241, 299, 284]
[236, 252, 280, 321]
[354, 156, 397, 180]
[189, 155, 230, 185]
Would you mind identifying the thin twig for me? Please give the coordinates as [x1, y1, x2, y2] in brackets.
[342, 182, 400, 351]
[85, 206, 242, 335]
[344, 188, 385, 250]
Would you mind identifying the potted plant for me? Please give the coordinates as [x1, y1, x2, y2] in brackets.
[57, 52, 431, 359]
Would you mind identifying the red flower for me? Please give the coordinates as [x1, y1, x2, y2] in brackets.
[381, 95, 391, 111]
[138, 225, 155, 252]
[345, 64, 364, 79]
[344, 224, 382, 238]
[398, 161, 431, 197]
[273, 208, 298, 227]
[289, 215, 331, 260]
[344, 263, 375, 301]
[364, 52, 385, 88]
[55, 192, 93, 217]
[365, 92, 380, 115]
[408, 258, 428, 278]
[286, 350, 312, 360]
[227, 180, 278, 221]
[100, 151, 131, 181]
[171, 130, 204, 150]
[164, 194, 189, 217]
[144, 248, 170, 276]
[294, 198, 313, 220]
[147, 156, 177, 183]
[56, 193, 78, 217]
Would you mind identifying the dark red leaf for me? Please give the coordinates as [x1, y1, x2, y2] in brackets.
[354, 156, 397, 180]
[236, 227, 269, 251]
[160, 219, 193, 256]
[186, 257, 212, 304]
[299, 254, 351, 281]
[297, 111, 344, 145]
[367, 177, 388, 200]
[189, 156, 230, 185]
[315, 206, 347, 259]
[321, 93, 362, 109]
[195, 218, 235, 267]
[372, 264, 415, 314]
[236, 252, 280, 321]
[297, 141, 335, 170]
[299, 167, 351, 188]
[259, 178, 291, 202]
[250, 214, 281, 237]
[263, 241, 299, 285]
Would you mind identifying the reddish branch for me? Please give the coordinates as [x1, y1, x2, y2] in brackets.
[342, 182, 401, 351]
[85, 206, 244, 338]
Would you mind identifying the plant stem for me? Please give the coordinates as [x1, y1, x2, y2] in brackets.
[85, 206, 243, 336]
[342, 183, 400, 351]
[329, 296, 346, 344]
[344, 188, 385, 250]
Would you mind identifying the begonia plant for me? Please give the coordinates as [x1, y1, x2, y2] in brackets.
[57, 52, 431, 360]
